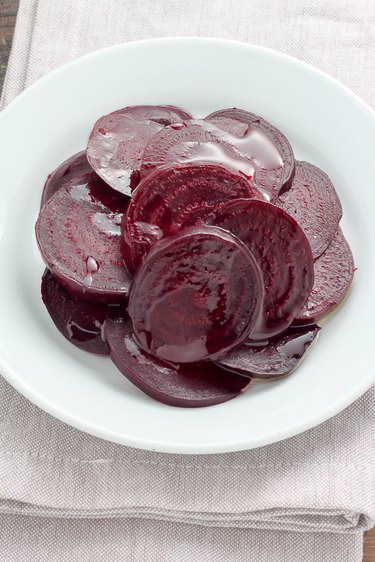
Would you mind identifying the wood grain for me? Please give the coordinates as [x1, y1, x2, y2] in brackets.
[0, 1, 374, 559]
[364, 528, 375, 562]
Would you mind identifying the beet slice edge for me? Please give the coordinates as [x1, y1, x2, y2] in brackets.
[140, 118, 283, 199]
[41, 269, 109, 355]
[105, 310, 252, 408]
[41, 151, 92, 208]
[294, 228, 354, 324]
[124, 162, 261, 271]
[216, 325, 320, 379]
[206, 107, 295, 192]
[276, 161, 342, 259]
[205, 198, 314, 339]
[36, 172, 131, 303]
[87, 105, 192, 196]
[127, 225, 264, 363]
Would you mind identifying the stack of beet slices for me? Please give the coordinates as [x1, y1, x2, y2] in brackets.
[35, 104, 355, 407]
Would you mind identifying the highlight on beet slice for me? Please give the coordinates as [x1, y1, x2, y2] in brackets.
[105, 309, 252, 408]
[205, 115, 285, 200]
[276, 161, 342, 259]
[127, 226, 264, 363]
[87, 105, 192, 196]
[140, 118, 284, 199]
[121, 216, 164, 275]
[41, 151, 92, 208]
[205, 199, 314, 339]
[206, 107, 295, 192]
[124, 163, 261, 271]
[36, 172, 131, 303]
[41, 269, 109, 355]
[294, 228, 354, 324]
[215, 324, 320, 380]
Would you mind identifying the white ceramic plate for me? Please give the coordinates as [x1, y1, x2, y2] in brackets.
[0, 38, 374, 454]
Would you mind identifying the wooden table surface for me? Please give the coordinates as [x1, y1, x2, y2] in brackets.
[0, 1, 374, 559]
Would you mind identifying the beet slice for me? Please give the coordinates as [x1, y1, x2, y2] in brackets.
[206, 107, 295, 192]
[294, 228, 354, 324]
[87, 105, 192, 196]
[205, 199, 314, 339]
[35, 172, 131, 303]
[216, 325, 320, 379]
[140, 118, 284, 199]
[276, 161, 342, 259]
[41, 151, 92, 208]
[117, 105, 192, 126]
[121, 216, 164, 274]
[105, 310, 252, 408]
[124, 163, 260, 271]
[41, 269, 109, 355]
[127, 226, 264, 363]
[205, 116, 286, 200]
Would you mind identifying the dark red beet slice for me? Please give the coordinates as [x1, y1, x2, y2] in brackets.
[127, 226, 264, 363]
[276, 161, 342, 259]
[205, 199, 314, 339]
[215, 325, 320, 379]
[41, 269, 109, 355]
[41, 151, 92, 208]
[87, 105, 192, 196]
[140, 118, 284, 199]
[124, 163, 260, 271]
[119, 105, 192, 126]
[206, 107, 295, 193]
[35, 172, 131, 303]
[294, 228, 354, 324]
[205, 116, 285, 200]
[121, 215, 164, 274]
[105, 309, 252, 408]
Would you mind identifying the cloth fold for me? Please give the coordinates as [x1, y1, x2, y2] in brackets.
[1, 1, 375, 560]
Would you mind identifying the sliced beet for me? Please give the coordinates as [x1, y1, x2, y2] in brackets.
[216, 324, 320, 379]
[105, 309, 252, 408]
[276, 161, 342, 258]
[87, 105, 192, 196]
[124, 163, 261, 271]
[121, 215, 164, 275]
[205, 199, 314, 339]
[294, 228, 354, 324]
[119, 105, 192, 126]
[41, 151, 92, 208]
[205, 116, 286, 200]
[41, 269, 109, 355]
[35, 172, 131, 303]
[127, 226, 264, 363]
[206, 107, 295, 192]
[140, 118, 284, 199]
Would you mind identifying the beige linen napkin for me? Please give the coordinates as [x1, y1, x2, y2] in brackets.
[1, 1, 375, 560]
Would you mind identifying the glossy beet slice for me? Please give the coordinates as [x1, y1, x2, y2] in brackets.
[205, 199, 314, 339]
[41, 151, 92, 208]
[87, 105, 192, 196]
[206, 107, 295, 192]
[128, 226, 264, 363]
[294, 228, 354, 324]
[216, 325, 320, 379]
[121, 217, 163, 274]
[105, 310, 252, 408]
[41, 269, 109, 355]
[140, 118, 283, 198]
[124, 163, 261, 272]
[276, 161, 342, 258]
[205, 116, 285, 200]
[36, 172, 131, 303]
